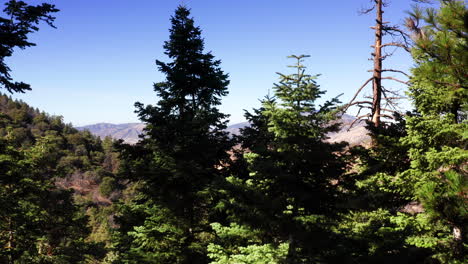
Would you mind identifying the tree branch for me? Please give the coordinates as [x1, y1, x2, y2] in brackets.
[382, 76, 409, 85]
[382, 68, 410, 77]
[346, 100, 373, 107]
[381, 42, 411, 52]
[381, 108, 400, 113]
[343, 77, 373, 112]
[378, 113, 394, 119]
[347, 114, 371, 131]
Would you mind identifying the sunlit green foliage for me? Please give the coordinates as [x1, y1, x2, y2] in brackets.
[217, 55, 349, 263]
[0, 94, 120, 262]
[401, 1, 468, 262]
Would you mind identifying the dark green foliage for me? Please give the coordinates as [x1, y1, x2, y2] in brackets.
[348, 114, 412, 210]
[214, 55, 349, 263]
[115, 5, 233, 263]
[131, 5, 232, 211]
[0, 129, 103, 263]
[333, 114, 434, 264]
[0, 0, 59, 93]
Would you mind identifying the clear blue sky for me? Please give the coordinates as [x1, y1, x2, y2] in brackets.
[8, 0, 414, 126]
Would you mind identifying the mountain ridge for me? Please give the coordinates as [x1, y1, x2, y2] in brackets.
[77, 114, 370, 146]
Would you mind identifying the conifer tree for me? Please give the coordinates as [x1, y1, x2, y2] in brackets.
[401, 0, 467, 261]
[334, 113, 435, 263]
[214, 55, 348, 263]
[115, 5, 233, 263]
[0, 0, 59, 93]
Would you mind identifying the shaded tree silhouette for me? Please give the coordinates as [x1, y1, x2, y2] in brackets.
[0, 0, 58, 93]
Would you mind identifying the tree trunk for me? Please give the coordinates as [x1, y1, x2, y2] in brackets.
[453, 225, 464, 257]
[286, 233, 297, 263]
[371, 0, 383, 127]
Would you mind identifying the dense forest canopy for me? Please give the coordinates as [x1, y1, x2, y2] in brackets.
[0, 0, 466, 263]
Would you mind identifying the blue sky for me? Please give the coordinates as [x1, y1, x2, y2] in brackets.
[8, 0, 414, 126]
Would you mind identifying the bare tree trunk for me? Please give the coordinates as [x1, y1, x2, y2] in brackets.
[371, 0, 383, 127]
[343, 0, 409, 127]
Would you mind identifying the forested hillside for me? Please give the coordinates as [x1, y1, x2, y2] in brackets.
[0, 93, 122, 262]
[1, 0, 466, 263]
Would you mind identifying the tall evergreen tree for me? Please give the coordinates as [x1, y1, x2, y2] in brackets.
[115, 5, 233, 263]
[401, 1, 467, 262]
[211, 55, 348, 263]
[0, 0, 59, 93]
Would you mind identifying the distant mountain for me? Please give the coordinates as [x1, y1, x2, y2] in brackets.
[76, 123, 145, 144]
[224, 122, 249, 136]
[77, 114, 370, 146]
[326, 114, 370, 146]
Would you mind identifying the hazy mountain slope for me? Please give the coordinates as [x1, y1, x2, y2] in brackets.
[77, 114, 370, 146]
[326, 114, 370, 146]
[77, 123, 145, 144]
[224, 121, 250, 136]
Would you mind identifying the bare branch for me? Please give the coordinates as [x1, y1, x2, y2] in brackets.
[412, 0, 433, 4]
[379, 46, 399, 61]
[381, 25, 412, 48]
[366, 68, 410, 78]
[381, 108, 400, 113]
[356, 106, 364, 117]
[356, 114, 371, 120]
[347, 114, 371, 131]
[381, 89, 401, 111]
[382, 96, 407, 100]
[343, 77, 373, 112]
[381, 88, 402, 96]
[381, 42, 411, 52]
[359, 3, 375, 15]
[382, 69, 410, 77]
[382, 76, 409, 85]
[347, 100, 373, 107]
[378, 114, 394, 119]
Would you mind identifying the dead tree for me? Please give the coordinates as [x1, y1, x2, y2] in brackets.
[344, 0, 410, 127]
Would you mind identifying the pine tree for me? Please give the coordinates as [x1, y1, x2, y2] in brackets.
[115, 5, 233, 263]
[405, 0, 467, 122]
[0, 0, 59, 93]
[401, 1, 467, 261]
